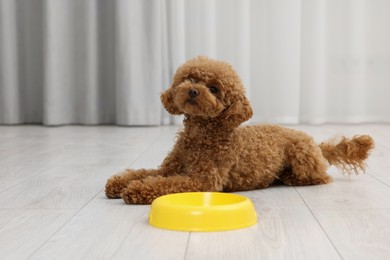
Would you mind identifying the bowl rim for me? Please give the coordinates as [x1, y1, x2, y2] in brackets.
[149, 192, 258, 232]
[153, 192, 250, 206]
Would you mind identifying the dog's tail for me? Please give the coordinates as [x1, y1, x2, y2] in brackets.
[319, 135, 374, 175]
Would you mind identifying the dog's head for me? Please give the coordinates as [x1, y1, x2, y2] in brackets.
[161, 56, 253, 128]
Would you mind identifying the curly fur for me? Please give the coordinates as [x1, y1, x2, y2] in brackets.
[105, 56, 375, 204]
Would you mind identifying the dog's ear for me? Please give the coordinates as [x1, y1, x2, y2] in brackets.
[161, 88, 182, 115]
[220, 92, 253, 128]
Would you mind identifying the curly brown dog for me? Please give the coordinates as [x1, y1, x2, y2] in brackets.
[105, 56, 374, 204]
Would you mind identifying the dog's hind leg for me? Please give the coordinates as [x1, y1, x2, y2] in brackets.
[280, 138, 332, 186]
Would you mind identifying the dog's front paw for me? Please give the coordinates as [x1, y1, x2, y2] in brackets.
[105, 175, 128, 199]
[121, 181, 159, 205]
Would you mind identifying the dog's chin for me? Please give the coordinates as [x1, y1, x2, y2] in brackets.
[181, 100, 223, 118]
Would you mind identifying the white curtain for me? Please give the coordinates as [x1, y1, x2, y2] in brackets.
[1, 0, 389, 125]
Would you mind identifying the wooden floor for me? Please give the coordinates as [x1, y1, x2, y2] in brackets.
[0, 124, 389, 260]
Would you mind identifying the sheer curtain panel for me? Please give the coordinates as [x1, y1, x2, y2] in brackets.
[0, 0, 389, 125]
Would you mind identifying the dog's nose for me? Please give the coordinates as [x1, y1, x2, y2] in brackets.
[188, 89, 199, 98]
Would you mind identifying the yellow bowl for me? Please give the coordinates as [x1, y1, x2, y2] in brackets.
[148, 192, 257, 232]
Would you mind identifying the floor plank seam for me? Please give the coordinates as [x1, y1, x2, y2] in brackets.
[0, 149, 86, 195]
[183, 232, 192, 260]
[124, 130, 168, 169]
[109, 211, 144, 259]
[24, 130, 172, 259]
[367, 173, 390, 189]
[25, 190, 103, 260]
[294, 187, 345, 260]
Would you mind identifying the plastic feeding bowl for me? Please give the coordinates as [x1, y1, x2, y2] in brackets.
[148, 192, 257, 232]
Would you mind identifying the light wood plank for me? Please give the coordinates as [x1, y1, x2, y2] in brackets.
[0, 127, 165, 209]
[0, 124, 388, 260]
[365, 132, 390, 186]
[29, 193, 189, 260]
[186, 188, 341, 260]
[0, 162, 128, 209]
[30, 126, 189, 260]
[0, 163, 48, 192]
[0, 209, 75, 260]
[296, 172, 390, 210]
[0, 126, 71, 162]
[312, 209, 390, 260]
[186, 208, 341, 260]
[0, 126, 146, 192]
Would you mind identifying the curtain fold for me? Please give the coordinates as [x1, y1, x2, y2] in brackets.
[115, 0, 166, 125]
[0, 0, 389, 125]
[44, 0, 117, 125]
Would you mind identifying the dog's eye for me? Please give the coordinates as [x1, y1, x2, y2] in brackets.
[208, 86, 219, 94]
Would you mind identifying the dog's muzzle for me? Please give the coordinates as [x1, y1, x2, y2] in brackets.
[188, 89, 199, 98]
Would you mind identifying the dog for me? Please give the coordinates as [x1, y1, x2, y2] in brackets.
[105, 56, 374, 204]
